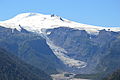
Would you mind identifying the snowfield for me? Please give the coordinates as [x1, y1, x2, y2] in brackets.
[0, 13, 120, 35]
[42, 32, 87, 68]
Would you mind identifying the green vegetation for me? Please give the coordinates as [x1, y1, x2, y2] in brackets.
[64, 73, 73, 77]
[103, 69, 120, 80]
[0, 48, 52, 80]
[74, 73, 102, 79]
[0, 26, 63, 74]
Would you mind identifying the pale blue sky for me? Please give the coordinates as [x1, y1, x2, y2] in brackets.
[0, 0, 120, 27]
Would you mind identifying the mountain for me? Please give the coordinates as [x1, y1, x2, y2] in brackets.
[47, 27, 120, 73]
[0, 48, 52, 80]
[0, 12, 120, 78]
[97, 36, 120, 75]
[0, 26, 64, 74]
[0, 13, 120, 34]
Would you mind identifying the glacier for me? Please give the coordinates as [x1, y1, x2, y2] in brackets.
[0, 13, 120, 35]
[0, 12, 120, 69]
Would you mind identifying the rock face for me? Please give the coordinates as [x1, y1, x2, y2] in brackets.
[0, 48, 52, 80]
[0, 26, 64, 74]
[47, 27, 120, 73]
[97, 37, 120, 74]
[0, 24, 120, 75]
[0, 13, 120, 79]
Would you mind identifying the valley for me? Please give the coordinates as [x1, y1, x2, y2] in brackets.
[51, 73, 90, 80]
[0, 12, 120, 80]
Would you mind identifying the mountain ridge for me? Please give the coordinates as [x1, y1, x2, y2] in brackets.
[0, 13, 120, 35]
[0, 48, 52, 80]
[0, 13, 120, 79]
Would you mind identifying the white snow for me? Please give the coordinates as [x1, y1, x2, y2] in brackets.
[0, 12, 120, 68]
[0, 12, 119, 68]
[42, 31, 87, 68]
[47, 40, 87, 68]
[0, 13, 120, 35]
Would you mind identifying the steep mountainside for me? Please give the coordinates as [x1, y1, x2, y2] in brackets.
[103, 69, 120, 80]
[47, 27, 120, 73]
[0, 48, 52, 80]
[0, 26, 64, 74]
[0, 12, 120, 77]
[97, 36, 120, 74]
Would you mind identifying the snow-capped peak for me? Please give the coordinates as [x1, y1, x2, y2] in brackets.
[0, 12, 120, 34]
[0, 13, 66, 32]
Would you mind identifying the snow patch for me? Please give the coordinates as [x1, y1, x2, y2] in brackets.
[42, 31, 87, 68]
[47, 42, 87, 68]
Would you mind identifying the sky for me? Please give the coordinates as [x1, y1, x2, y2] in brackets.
[0, 0, 120, 27]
